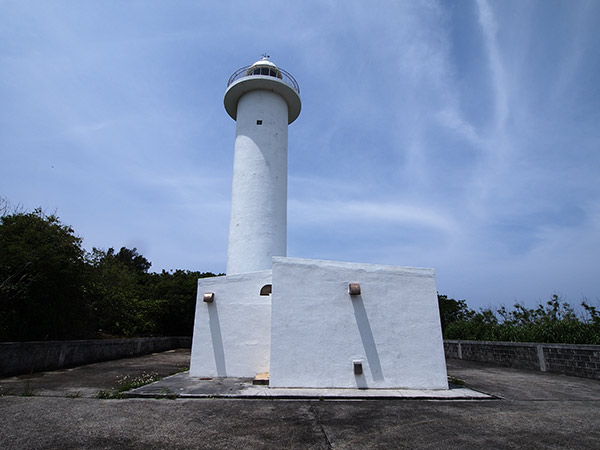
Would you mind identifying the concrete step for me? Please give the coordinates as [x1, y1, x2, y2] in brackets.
[253, 372, 269, 385]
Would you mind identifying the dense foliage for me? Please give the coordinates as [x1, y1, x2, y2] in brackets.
[0, 209, 93, 340]
[438, 294, 600, 345]
[0, 207, 218, 341]
[2, 202, 599, 345]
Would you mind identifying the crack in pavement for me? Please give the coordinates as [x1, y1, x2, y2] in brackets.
[309, 401, 333, 449]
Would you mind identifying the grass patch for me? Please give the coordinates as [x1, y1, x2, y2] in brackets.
[95, 389, 122, 399]
[117, 372, 161, 391]
[66, 391, 81, 398]
[95, 371, 162, 399]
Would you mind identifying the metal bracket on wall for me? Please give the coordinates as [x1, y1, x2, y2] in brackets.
[348, 283, 361, 296]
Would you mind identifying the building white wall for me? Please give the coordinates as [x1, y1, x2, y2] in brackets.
[226, 90, 289, 275]
[269, 257, 448, 389]
[190, 271, 272, 378]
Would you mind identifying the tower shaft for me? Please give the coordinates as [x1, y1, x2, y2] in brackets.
[226, 90, 289, 274]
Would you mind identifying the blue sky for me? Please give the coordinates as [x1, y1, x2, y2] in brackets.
[1, 0, 599, 310]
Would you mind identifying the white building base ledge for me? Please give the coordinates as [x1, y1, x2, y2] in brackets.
[131, 372, 494, 399]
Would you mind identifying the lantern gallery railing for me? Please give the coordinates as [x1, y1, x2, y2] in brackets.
[226, 65, 300, 94]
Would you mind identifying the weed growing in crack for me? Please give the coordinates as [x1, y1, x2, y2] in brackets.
[169, 366, 189, 376]
[447, 376, 466, 386]
[21, 379, 34, 397]
[155, 387, 177, 400]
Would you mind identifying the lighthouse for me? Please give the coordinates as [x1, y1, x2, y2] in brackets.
[190, 56, 448, 391]
[223, 57, 301, 274]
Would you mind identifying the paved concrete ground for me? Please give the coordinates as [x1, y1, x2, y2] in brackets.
[1, 349, 599, 449]
[0, 349, 191, 398]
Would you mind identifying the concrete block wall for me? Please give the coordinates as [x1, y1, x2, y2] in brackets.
[0, 336, 191, 377]
[445, 340, 600, 380]
[543, 345, 600, 379]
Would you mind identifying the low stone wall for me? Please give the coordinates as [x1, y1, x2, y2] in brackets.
[445, 340, 600, 380]
[0, 336, 192, 377]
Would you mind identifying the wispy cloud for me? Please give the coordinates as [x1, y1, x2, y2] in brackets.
[476, 0, 509, 131]
[290, 198, 457, 234]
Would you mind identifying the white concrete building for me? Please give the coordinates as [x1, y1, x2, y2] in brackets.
[190, 57, 448, 390]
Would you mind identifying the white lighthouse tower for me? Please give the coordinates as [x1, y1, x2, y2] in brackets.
[223, 57, 301, 274]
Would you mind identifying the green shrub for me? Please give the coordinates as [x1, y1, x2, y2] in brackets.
[440, 294, 600, 344]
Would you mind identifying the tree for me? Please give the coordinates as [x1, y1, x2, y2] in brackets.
[144, 270, 219, 336]
[107, 247, 151, 274]
[86, 247, 218, 337]
[86, 247, 155, 337]
[437, 294, 471, 333]
[0, 209, 94, 340]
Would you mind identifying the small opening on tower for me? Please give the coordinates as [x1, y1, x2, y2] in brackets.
[256, 120, 263, 125]
[260, 284, 272, 296]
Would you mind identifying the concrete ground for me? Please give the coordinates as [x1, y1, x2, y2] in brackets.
[1, 349, 599, 449]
